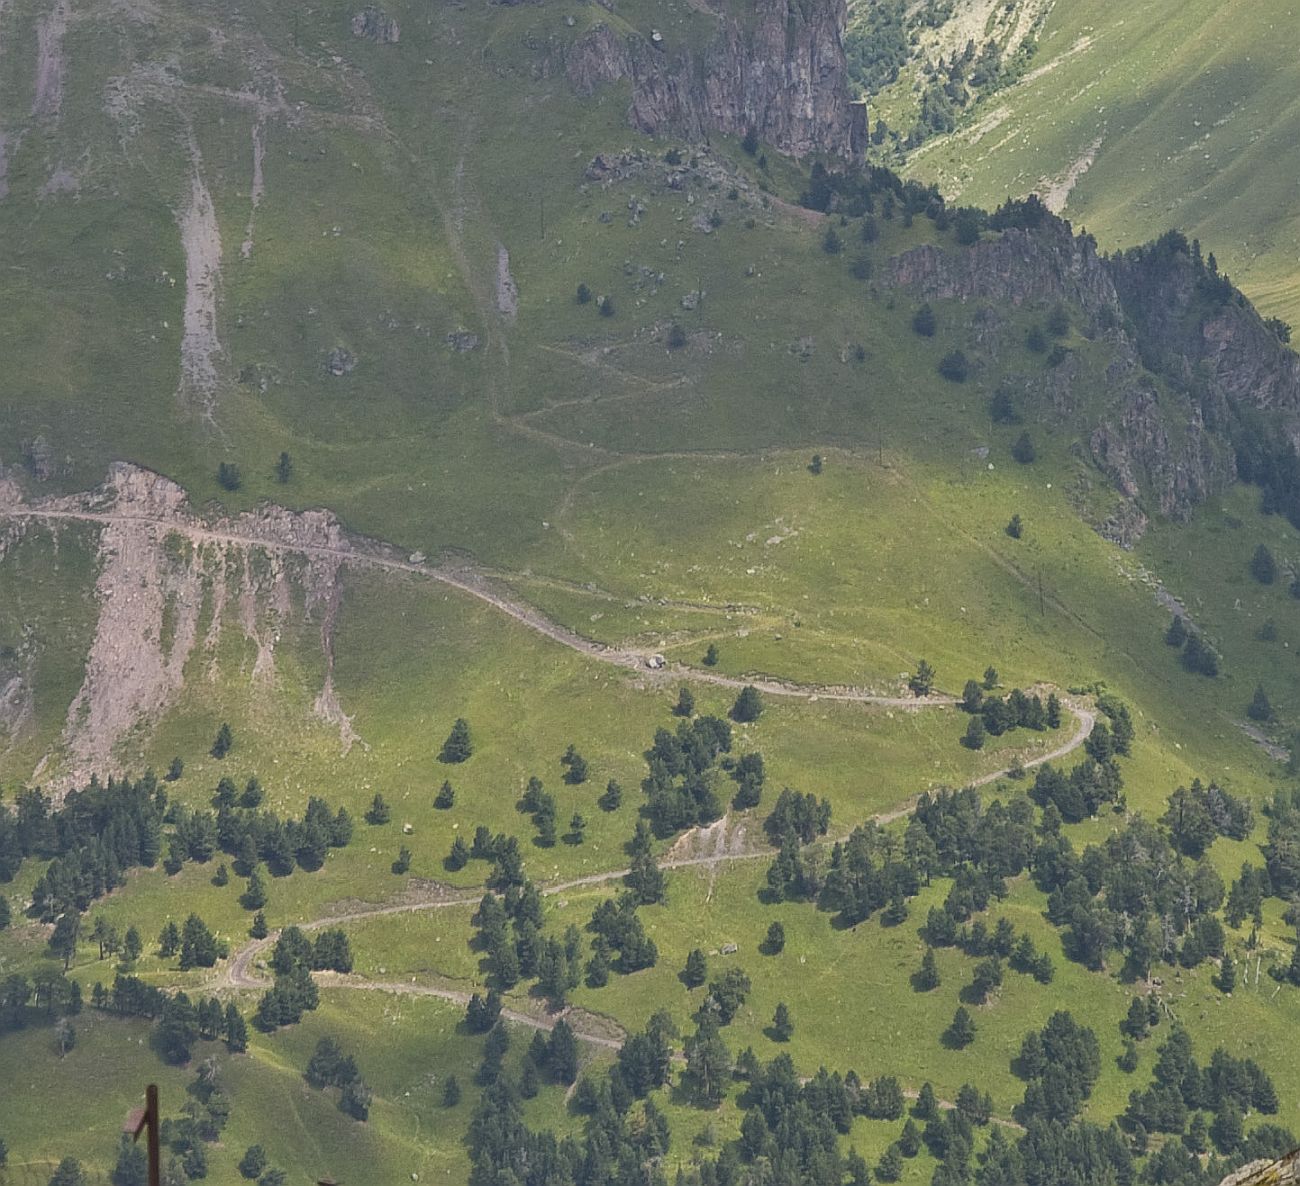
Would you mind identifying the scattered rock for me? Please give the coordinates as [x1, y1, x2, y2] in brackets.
[446, 330, 480, 352]
[326, 347, 357, 376]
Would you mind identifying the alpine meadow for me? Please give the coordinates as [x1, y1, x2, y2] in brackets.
[3, 2, 1300, 1186]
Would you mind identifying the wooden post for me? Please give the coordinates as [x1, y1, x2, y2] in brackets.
[125, 1085, 161, 1186]
[146, 1084, 161, 1186]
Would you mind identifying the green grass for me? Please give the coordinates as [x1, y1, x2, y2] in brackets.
[892, 0, 1300, 326]
[4, 0, 1300, 1176]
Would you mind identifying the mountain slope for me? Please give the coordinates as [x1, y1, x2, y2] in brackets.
[860, 0, 1300, 326]
[5, 1, 1300, 1184]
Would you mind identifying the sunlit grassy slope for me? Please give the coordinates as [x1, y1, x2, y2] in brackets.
[4, 0, 1300, 1180]
[891, 0, 1300, 325]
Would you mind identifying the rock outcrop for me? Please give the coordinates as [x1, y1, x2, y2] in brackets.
[351, 6, 400, 43]
[1217, 1149, 1300, 1186]
[884, 214, 1296, 530]
[4, 464, 367, 791]
[566, 0, 865, 160]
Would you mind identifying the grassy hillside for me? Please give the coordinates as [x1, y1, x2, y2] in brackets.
[865, 0, 1300, 326]
[3, 0, 1300, 1182]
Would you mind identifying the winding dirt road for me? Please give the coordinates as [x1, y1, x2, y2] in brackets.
[2, 501, 955, 709]
[5, 489, 1096, 1059]
[217, 703, 1094, 1017]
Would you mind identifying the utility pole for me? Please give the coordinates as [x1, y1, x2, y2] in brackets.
[125, 1084, 161, 1186]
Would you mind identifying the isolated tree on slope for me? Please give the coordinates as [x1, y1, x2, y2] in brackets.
[441, 718, 473, 763]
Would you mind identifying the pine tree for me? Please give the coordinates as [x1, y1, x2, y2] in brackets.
[446, 836, 469, 870]
[1285, 942, 1300, 987]
[982, 666, 999, 690]
[598, 780, 623, 812]
[731, 685, 763, 722]
[50, 1158, 87, 1186]
[238, 1147, 267, 1180]
[1046, 693, 1062, 728]
[771, 1002, 793, 1041]
[915, 947, 940, 991]
[912, 303, 937, 337]
[1012, 432, 1036, 464]
[915, 1081, 939, 1119]
[1165, 615, 1188, 647]
[211, 722, 233, 759]
[673, 686, 696, 717]
[703, 643, 719, 666]
[877, 1145, 903, 1183]
[549, 1019, 580, 1083]
[683, 948, 708, 988]
[1215, 956, 1236, 994]
[250, 912, 268, 939]
[434, 780, 455, 809]
[158, 920, 180, 956]
[1120, 997, 1148, 1041]
[366, 793, 390, 825]
[1006, 513, 1023, 539]
[243, 868, 267, 910]
[225, 1002, 249, 1053]
[1247, 684, 1274, 722]
[392, 846, 412, 874]
[585, 942, 610, 988]
[49, 912, 80, 970]
[909, 660, 936, 696]
[122, 926, 142, 964]
[946, 1006, 976, 1048]
[1210, 1103, 1243, 1154]
[275, 452, 293, 484]
[763, 921, 785, 954]
[963, 715, 986, 750]
[440, 718, 473, 763]
[1250, 544, 1278, 585]
[442, 1075, 461, 1106]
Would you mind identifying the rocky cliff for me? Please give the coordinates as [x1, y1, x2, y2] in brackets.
[565, 0, 865, 159]
[885, 212, 1300, 533]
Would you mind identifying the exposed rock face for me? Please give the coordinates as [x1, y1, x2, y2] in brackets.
[887, 224, 1116, 316]
[566, 0, 865, 160]
[5, 464, 366, 792]
[351, 6, 400, 42]
[884, 215, 1295, 531]
[1217, 1150, 1300, 1186]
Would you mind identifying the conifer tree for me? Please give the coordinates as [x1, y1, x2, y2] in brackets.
[440, 718, 473, 763]
[915, 947, 940, 991]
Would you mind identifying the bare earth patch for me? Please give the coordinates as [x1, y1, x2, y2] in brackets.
[32, 0, 69, 121]
[241, 121, 266, 259]
[176, 139, 225, 415]
[8, 464, 364, 791]
[1037, 133, 1104, 214]
[495, 245, 518, 320]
